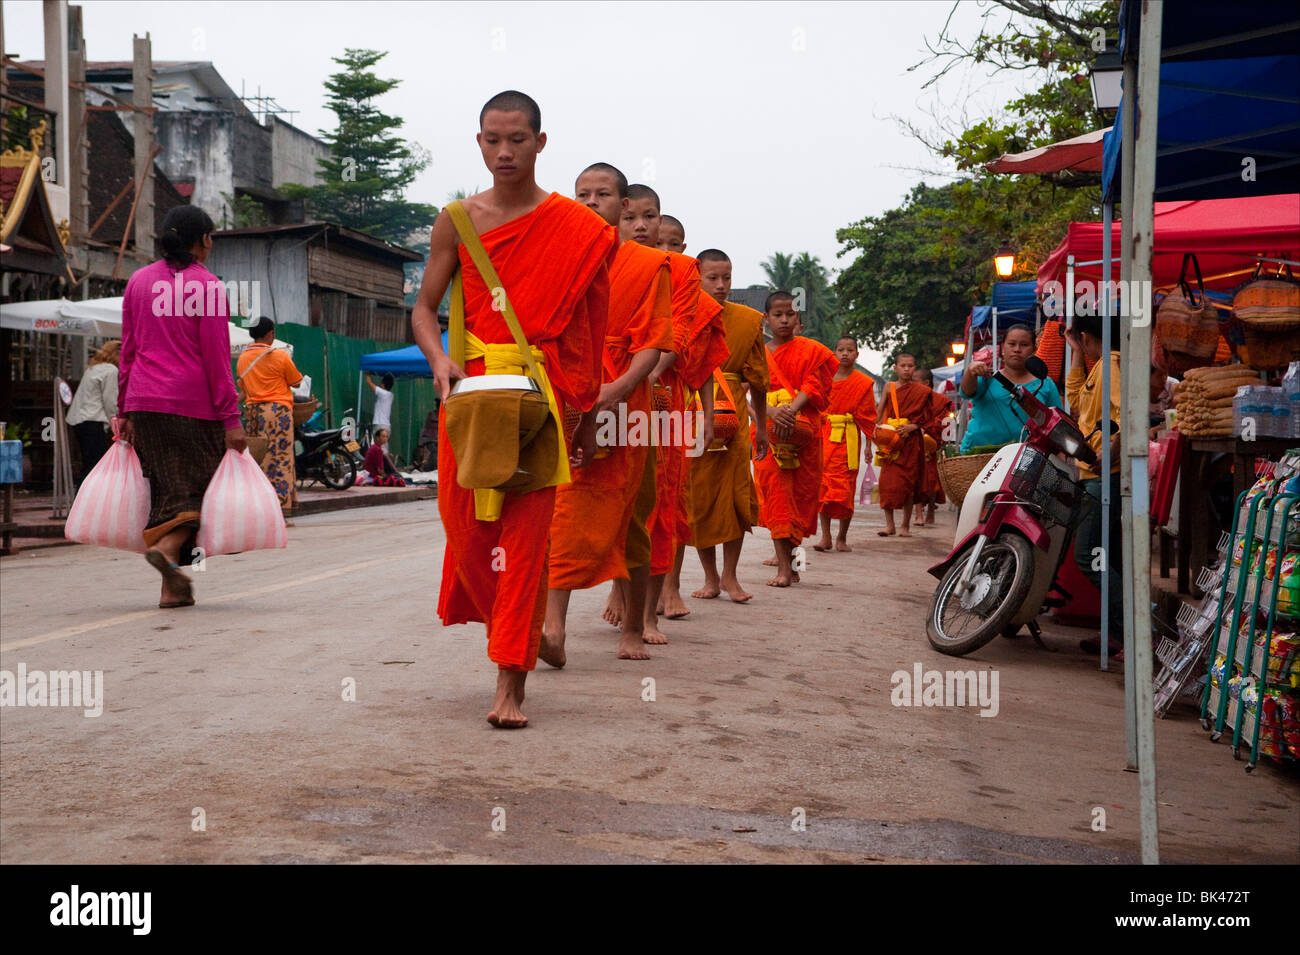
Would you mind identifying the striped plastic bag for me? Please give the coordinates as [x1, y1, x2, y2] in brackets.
[196, 449, 287, 556]
[65, 439, 151, 552]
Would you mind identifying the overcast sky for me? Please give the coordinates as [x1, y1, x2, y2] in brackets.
[6, 0, 1032, 368]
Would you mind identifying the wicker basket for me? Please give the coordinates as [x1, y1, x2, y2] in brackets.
[291, 397, 319, 426]
[936, 450, 996, 508]
[1242, 324, 1300, 371]
[245, 435, 270, 465]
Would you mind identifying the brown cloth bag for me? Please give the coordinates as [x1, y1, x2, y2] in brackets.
[1155, 253, 1220, 375]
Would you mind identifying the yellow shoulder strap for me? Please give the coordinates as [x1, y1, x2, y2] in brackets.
[445, 200, 543, 382]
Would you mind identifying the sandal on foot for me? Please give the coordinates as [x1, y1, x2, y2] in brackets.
[146, 549, 194, 604]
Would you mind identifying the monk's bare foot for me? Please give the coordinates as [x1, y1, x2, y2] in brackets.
[836, 540, 853, 552]
[813, 536, 832, 552]
[663, 592, 690, 618]
[602, 590, 624, 628]
[642, 624, 668, 645]
[655, 600, 665, 616]
[692, 580, 722, 599]
[766, 572, 793, 587]
[763, 556, 777, 566]
[719, 575, 753, 603]
[877, 529, 895, 537]
[486, 671, 528, 728]
[899, 529, 912, 538]
[538, 630, 566, 669]
[617, 632, 652, 660]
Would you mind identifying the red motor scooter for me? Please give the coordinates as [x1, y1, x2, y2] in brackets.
[925, 371, 1100, 656]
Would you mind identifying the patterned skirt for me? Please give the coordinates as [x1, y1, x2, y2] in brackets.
[130, 410, 226, 563]
[242, 401, 297, 513]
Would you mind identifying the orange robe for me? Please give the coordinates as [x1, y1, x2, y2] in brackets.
[648, 253, 729, 574]
[818, 371, 878, 520]
[550, 240, 672, 590]
[687, 302, 769, 549]
[437, 194, 616, 671]
[754, 336, 836, 543]
[875, 380, 944, 511]
[920, 391, 952, 504]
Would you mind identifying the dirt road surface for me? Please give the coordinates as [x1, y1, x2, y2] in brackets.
[2, 500, 1295, 863]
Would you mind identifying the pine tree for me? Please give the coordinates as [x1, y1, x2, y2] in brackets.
[281, 49, 437, 247]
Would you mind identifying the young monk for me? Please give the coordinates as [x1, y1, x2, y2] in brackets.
[687, 250, 770, 602]
[542, 165, 671, 666]
[875, 352, 943, 538]
[608, 186, 727, 644]
[910, 367, 949, 527]
[754, 291, 836, 586]
[411, 91, 617, 728]
[815, 335, 877, 552]
[639, 208, 730, 628]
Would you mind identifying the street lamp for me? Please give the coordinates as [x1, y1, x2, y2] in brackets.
[951, 341, 966, 357]
[946, 356, 956, 367]
[994, 243, 1016, 279]
[1089, 50, 1123, 113]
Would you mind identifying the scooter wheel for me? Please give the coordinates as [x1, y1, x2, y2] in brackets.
[926, 533, 1035, 657]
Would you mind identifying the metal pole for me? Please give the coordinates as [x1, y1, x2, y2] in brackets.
[355, 371, 363, 441]
[1119, 53, 1139, 775]
[1102, 203, 1115, 683]
[991, 307, 999, 375]
[1064, 258, 1074, 412]
[1129, 4, 1162, 866]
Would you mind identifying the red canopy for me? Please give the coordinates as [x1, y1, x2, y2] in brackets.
[1037, 193, 1300, 293]
[985, 127, 1108, 175]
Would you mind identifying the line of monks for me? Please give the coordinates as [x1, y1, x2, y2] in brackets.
[411, 91, 950, 727]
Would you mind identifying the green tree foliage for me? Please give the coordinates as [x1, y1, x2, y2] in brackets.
[281, 49, 438, 247]
[219, 191, 268, 230]
[835, 1, 1116, 371]
[836, 182, 989, 370]
[760, 251, 842, 348]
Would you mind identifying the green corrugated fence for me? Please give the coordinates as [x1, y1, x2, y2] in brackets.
[232, 324, 436, 467]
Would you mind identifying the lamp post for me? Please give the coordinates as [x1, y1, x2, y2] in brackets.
[1089, 50, 1123, 113]
[994, 243, 1016, 280]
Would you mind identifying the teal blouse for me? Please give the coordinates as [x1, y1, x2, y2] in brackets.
[959, 374, 1064, 452]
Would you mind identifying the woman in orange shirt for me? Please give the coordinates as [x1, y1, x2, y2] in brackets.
[236, 316, 304, 518]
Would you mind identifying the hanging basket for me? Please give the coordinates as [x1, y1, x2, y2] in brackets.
[1241, 324, 1300, 371]
[936, 450, 996, 507]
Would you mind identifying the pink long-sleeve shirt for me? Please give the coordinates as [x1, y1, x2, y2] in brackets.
[118, 259, 241, 430]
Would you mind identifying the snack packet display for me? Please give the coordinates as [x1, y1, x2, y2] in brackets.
[1277, 553, 1300, 616]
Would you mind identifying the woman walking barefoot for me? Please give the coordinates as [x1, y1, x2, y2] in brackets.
[115, 206, 247, 608]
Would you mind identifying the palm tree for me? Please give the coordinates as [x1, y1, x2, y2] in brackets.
[761, 250, 841, 347]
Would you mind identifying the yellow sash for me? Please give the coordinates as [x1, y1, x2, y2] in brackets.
[827, 413, 860, 471]
[766, 388, 799, 468]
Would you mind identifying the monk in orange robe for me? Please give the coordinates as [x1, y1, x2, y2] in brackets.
[687, 249, 770, 603]
[875, 352, 944, 538]
[621, 209, 730, 638]
[815, 335, 877, 552]
[542, 165, 671, 666]
[412, 91, 617, 728]
[910, 367, 951, 526]
[754, 291, 836, 587]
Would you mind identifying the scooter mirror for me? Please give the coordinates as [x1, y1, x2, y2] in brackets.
[1025, 355, 1049, 379]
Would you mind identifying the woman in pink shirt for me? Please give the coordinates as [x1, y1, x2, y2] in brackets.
[115, 206, 248, 608]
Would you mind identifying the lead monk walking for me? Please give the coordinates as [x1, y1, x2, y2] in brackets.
[411, 91, 617, 728]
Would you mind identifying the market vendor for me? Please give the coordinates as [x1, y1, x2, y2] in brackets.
[958, 323, 1063, 452]
[1065, 314, 1123, 658]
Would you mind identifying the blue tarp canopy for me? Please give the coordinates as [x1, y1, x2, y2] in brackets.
[1102, 2, 1300, 201]
[358, 332, 448, 377]
[971, 280, 1038, 329]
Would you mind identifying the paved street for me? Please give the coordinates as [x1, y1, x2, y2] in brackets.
[1, 500, 1295, 864]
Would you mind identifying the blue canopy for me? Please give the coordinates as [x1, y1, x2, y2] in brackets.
[1102, 1, 1300, 201]
[359, 331, 448, 377]
[971, 281, 1038, 329]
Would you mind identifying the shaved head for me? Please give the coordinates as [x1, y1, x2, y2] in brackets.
[580, 162, 627, 198]
[697, 248, 730, 267]
[764, 290, 795, 313]
[660, 214, 684, 235]
[480, 90, 541, 134]
[626, 183, 660, 210]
